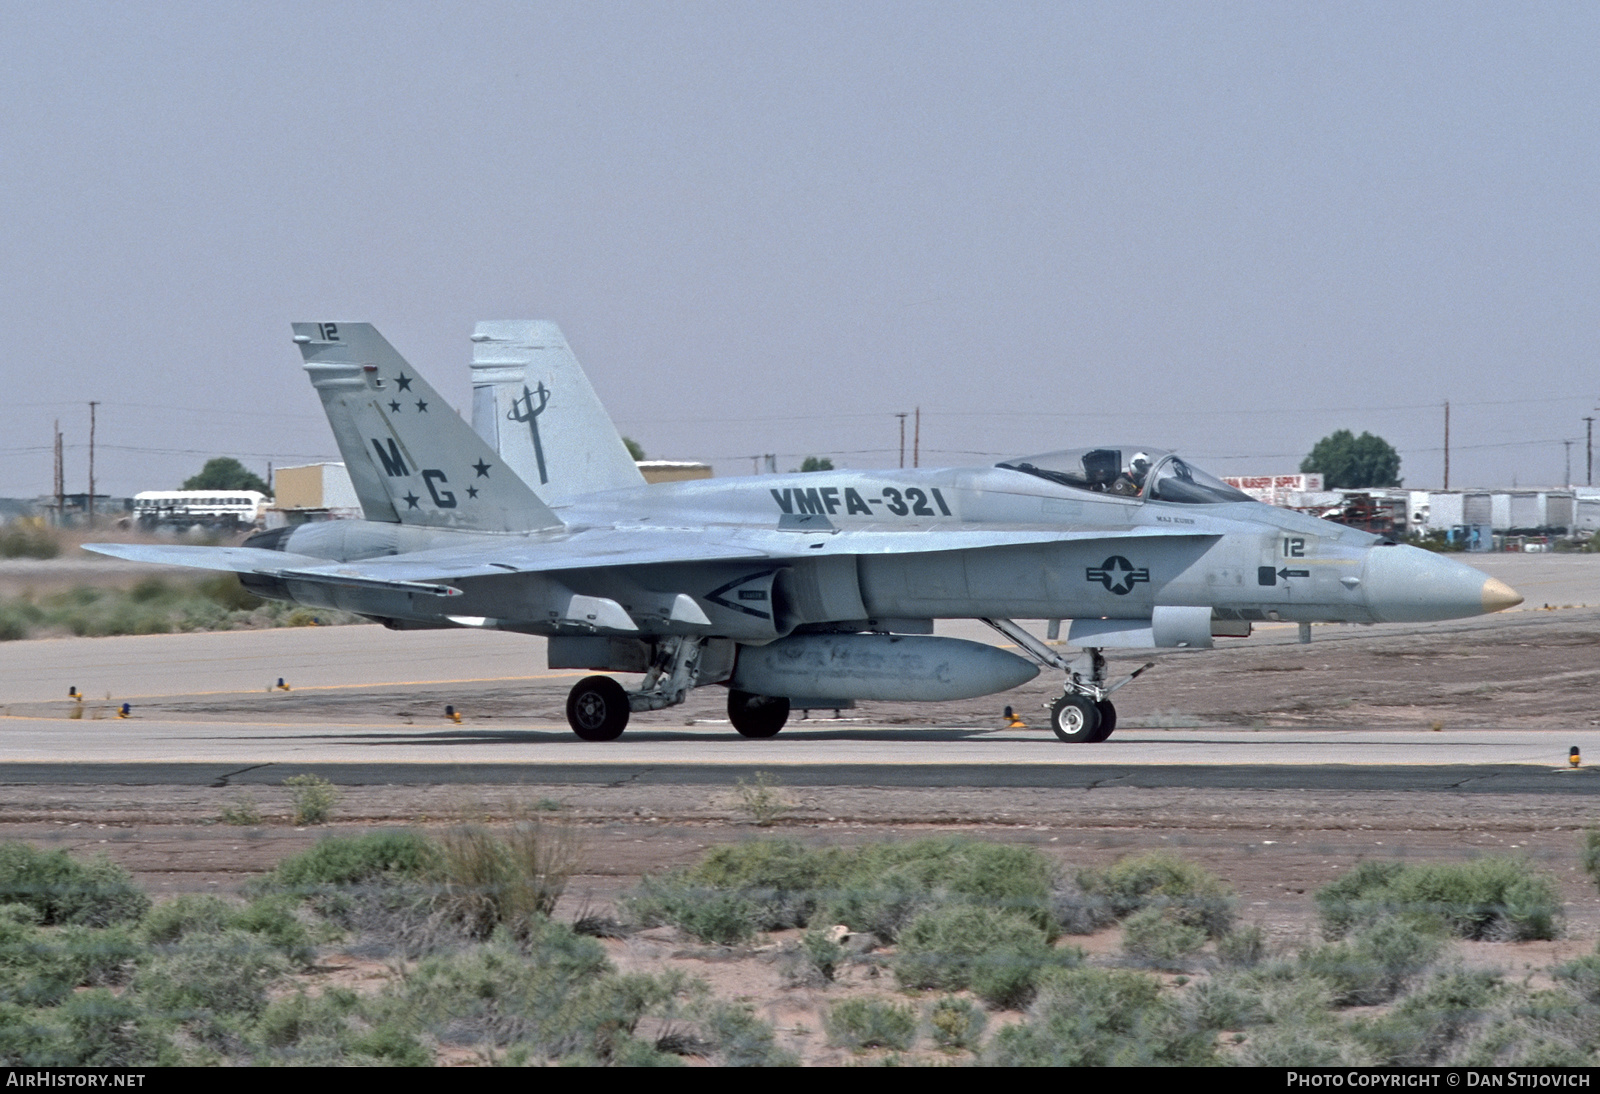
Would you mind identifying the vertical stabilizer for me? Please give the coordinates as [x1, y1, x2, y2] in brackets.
[470, 321, 646, 503]
[292, 323, 561, 531]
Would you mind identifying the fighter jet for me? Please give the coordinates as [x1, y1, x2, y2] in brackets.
[88, 322, 1523, 743]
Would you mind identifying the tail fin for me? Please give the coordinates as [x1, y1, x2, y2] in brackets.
[292, 323, 561, 531]
[469, 321, 646, 503]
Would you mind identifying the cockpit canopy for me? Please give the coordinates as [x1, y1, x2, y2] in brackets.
[996, 447, 1252, 504]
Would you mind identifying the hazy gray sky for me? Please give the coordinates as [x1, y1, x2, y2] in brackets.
[2, 1, 1596, 497]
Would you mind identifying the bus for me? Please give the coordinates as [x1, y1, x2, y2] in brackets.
[132, 490, 268, 530]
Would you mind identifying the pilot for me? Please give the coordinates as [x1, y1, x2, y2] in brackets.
[1109, 451, 1152, 496]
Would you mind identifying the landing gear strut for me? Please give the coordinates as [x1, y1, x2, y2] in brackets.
[979, 619, 1152, 744]
[564, 636, 709, 741]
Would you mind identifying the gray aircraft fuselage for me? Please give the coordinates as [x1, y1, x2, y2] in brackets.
[241, 464, 1502, 641]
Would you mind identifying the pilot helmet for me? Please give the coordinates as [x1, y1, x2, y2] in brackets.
[1130, 451, 1152, 476]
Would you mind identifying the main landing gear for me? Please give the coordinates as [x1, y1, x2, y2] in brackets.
[566, 675, 630, 741]
[563, 635, 709, 741]
[1047, 693, 1117, 743]
[980, 619, 1151, 744]
[562, 637, 792, 742]
[727, 690, 790, 738]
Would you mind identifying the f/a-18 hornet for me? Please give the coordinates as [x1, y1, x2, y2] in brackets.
[90, 322, 1522, 742]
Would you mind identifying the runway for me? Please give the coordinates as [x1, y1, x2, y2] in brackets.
[0, 607, 1596, 792]
[1, 549, 1595, 792]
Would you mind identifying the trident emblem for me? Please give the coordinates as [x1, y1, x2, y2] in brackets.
[506, 382, 550, 484]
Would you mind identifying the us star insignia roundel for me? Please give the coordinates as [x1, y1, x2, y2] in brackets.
[1086, 555, 1150, 595]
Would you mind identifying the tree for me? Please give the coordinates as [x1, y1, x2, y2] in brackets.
[796, 457, 835, 473]
[622, 437, 646, 462]
[182, 457, 269, 494]
[1300, 431, 1401, 489]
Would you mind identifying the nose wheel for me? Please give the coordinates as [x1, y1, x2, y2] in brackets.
[1048, 695, 1117, 742]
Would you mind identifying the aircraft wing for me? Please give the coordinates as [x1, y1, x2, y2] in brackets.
[87, 523, 1213, 588]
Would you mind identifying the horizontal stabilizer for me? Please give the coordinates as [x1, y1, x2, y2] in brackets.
[82, 542, 336, 573]
[82, 543, 462, 598]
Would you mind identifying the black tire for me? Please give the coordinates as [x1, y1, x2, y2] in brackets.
[566, 675, 630, 741]
[728, 690, 790, 738]
[1089, 700, 1117, 742]
[1049, 694, 1102, 743]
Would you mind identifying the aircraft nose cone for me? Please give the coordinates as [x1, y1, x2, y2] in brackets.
[1480, 576, 1523, 614]
[1361, 544, 1521, 623]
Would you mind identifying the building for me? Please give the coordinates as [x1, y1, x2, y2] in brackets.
[637, 460, 713, 485]
[265, 463, 361, 526]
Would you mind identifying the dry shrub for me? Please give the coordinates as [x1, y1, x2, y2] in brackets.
[431, 821, 582, 939]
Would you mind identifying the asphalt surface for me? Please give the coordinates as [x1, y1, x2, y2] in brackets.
[0, 552, 1593, 792]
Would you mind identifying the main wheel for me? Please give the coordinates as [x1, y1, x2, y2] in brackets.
[566, 675, 630, 741]
[1049, 694, 1102, 743]
[1089, 700, 1117, 742]
[727, 690, 790, 738]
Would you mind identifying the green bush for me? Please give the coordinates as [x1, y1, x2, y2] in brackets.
[1217, 924, 1267, 967]
[1299, 917, 1446, 1007]
[135, 929, 288, 1028]
[253, 988, 430, 1066]
[1185, 970, 1270, 1031]
[625, 837, 1059, 945]
[1240, 1022, 1376, 1067]
[983, 966, 1215, 1066]
[9, 989, 182, 1067]
[824, 997, 917, 1052]
[0, 605, 33, 642]
[0, 921, 142, 1009]
[895, 904, 1068, 1008]
[627, 879, 764, 945]
[265, 831, 436, 889]
[1317, 858, 1562, 941]
[926, 995, 987, 1052]
[389, 928, 678, 1064]
[1354, 969, 1502, 1065]
[1553, 952, 1600, 1004]
[1581, 830, 1600, 892]
[0, 522, 59, 560]
[1120, 905, 1209, 967]
[231, 896, 315, 965]
[1076, 851, 1236, 938]
[139, 895, 233, 944]
[0, 843, 149, 927]
[219, 794, 262, 826]
[285, 774, 338, 826]
[698, 1001, 800, 1066]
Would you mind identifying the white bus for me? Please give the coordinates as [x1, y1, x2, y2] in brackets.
[132, 490, 268, 529]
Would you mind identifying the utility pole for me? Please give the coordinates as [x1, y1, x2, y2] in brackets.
[896, 413, 907, 469]
[1587, 416, 1595, 487]
[52, 421, 63, 524]
[913, 406, 921, 469]
[1442, 401, 1450, 490]
[87, 401, 98, 528]
[1564, 440, 1573, 487]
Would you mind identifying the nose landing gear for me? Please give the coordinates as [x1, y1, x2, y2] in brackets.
[1047, 693, 1119, 743]
[980, 618, 1150, 744]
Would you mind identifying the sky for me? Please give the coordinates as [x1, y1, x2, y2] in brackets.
[2, 1, 1596, 498]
